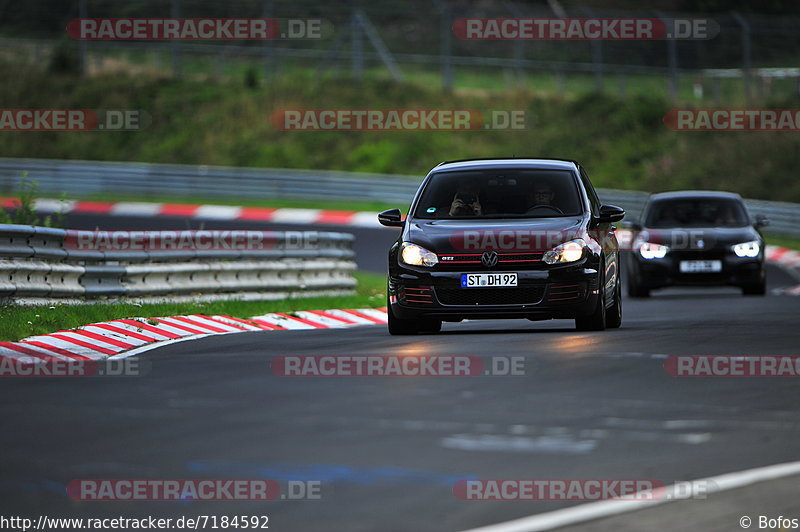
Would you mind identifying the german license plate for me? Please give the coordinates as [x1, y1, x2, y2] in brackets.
[679, 260, 722, 273]
[461, 273, 518, 287]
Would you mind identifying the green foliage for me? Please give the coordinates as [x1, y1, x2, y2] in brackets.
[0, 173, 64, 227]
[1, 62, 800, 202]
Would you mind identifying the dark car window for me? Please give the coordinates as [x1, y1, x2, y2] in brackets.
[412, 169, 583, 219]
[645, 198, 749, 228]
[579, 167, 600, 217]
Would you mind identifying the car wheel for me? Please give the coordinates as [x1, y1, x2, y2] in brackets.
[576, 273, 607, 331]
[605, 275, 622, 329]
[388, 308, 420, 335]
[742, 278, 766, 296]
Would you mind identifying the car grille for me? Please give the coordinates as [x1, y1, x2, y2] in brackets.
[436, 252, 544, 271]
[435, 286, 544, 306]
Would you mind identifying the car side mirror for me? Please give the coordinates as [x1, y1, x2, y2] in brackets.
[755, 214, 769, 228]
[597, 204, 625, 224]
[378, 209, 404, 227]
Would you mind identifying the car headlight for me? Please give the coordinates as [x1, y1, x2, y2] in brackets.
[639, 242, 669, 259]
[543, 239, 587, 265]
[400, 242, 439, 267]
[732, 240, 760, 258]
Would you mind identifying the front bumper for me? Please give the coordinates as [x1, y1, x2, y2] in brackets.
[630, 252, 764, 289]
[389, 267, 601, 321]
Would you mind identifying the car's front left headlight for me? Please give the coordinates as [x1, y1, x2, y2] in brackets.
[639, 242, 669, 259]
[732, 240, 760, 258]
[543, 239, 587, 264]
[400, 242, 439, 267]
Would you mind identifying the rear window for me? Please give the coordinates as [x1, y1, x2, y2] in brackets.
[645, 198, 749, 228]
[412, 169, 583, 219]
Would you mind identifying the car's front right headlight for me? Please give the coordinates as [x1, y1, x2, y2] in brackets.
[400, 242, 439, 267]
[639, 242, 669, 259]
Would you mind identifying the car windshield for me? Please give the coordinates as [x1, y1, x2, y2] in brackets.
[645, 198, 749, 228]
[412, 169, 583, 219]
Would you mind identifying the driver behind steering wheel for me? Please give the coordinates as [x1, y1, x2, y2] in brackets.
[526, 182, 558, 213]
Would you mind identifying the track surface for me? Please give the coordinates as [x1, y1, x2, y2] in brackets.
[1, 213, 799, 531]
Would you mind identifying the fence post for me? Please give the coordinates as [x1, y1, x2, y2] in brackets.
[437, 0, 453, 92]
[170, 0, 182, 78]
[262, 0, 273, 80]
[582, 7, 603, 92]
[79, 0, 88, 75]
[731, 11, 752, 105]
[505, 0, 525, 85]
[351, 2, 364, 81]
[656, 11, 679, 103]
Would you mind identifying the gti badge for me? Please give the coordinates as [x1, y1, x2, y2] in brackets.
[481, 251, 498, 268]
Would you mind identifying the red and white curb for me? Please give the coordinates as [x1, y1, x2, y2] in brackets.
[765, 245, 800, 295]
[2, 196, 388, 229]
[0, 308, 388, 365]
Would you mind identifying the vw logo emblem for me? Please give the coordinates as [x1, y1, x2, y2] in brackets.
[481, 251, 498, 268]
[697, 239, 705, 249]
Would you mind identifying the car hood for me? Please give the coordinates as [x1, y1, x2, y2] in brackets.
[403, 216, 587, 254]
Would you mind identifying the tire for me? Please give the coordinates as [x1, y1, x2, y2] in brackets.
[742, 278, 766, 296]
[418, 318, 442, 333]
[627, 273, 650, 298]
[605, 274, 622, 329]
[576, 273, 607, 331]
[388, 308, 420, 335]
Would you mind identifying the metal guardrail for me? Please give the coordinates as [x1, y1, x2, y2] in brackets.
[0, 157, 798, 237]
[0, 225, 356, 300]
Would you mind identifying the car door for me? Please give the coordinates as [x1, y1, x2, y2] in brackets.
[579, 167, 619, 302]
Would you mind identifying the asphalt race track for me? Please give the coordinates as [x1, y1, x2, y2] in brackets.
[1, 212, 799, 531]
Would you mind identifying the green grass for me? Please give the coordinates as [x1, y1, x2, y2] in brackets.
[0, 271, 386, 342]
[764, 234, 800, 252]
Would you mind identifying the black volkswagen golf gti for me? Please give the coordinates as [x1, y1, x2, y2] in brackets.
[378, 158, 625, 334]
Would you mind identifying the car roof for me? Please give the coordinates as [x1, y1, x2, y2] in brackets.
[433, 158, 579, 172]
[649, 190, 743, 201]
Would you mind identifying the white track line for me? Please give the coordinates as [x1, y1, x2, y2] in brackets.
[457, 460, 800, 532]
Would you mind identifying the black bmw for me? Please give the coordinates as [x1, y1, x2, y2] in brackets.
[378, 158, 625, 334]
[626, 190, 767, 297]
